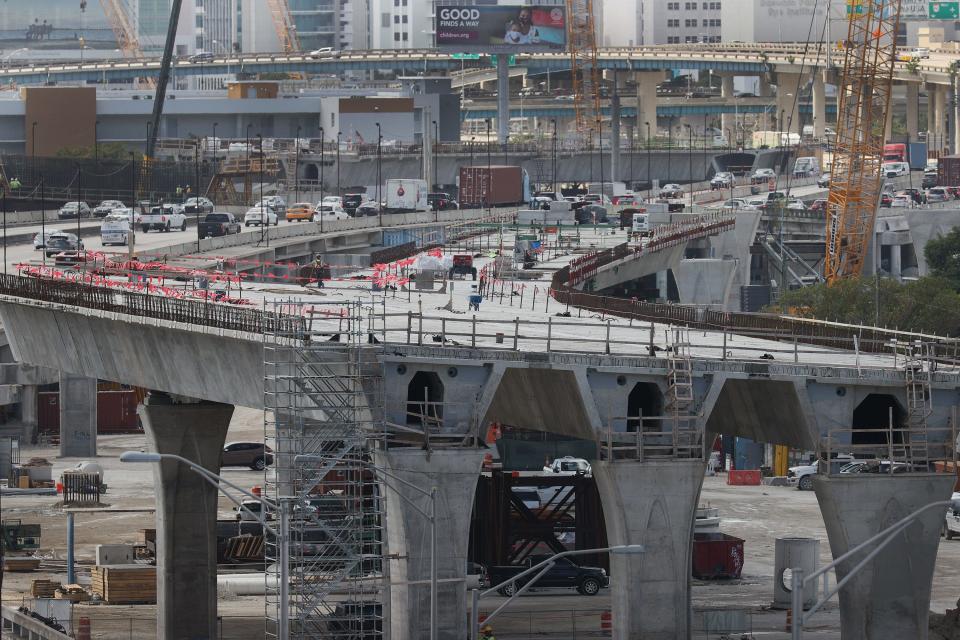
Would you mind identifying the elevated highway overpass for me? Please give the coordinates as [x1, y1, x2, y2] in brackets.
[0, 213, 955, 639]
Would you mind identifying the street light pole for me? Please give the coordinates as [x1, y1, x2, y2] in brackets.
[94, 119, 100, 166]
[432, 119, 438, 189]
[685, 124, 693, 205]
[485, 118, 492, 213]
[129, 152, 136, 260]
[376, 122, 382, 226]
[31, 121, 37, 186]
[645, 121, 651, 201]
[295, 125, 301, 204]
[194, 143, 200, 251]
[336, 131, 342, 200]
[319, 126, 325, 207]
[551, 119, 557, 194]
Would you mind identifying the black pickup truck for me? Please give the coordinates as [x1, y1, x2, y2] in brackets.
[198, 212, 241, 239]
[487, 555, 608, 596]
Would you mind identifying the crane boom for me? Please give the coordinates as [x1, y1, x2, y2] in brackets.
[98, 0, 143, 57]
[566, 0, 601, 142]
[824, 0, 902, 282]
[265, 0, 301, 53]
[145, 0, 184, 159]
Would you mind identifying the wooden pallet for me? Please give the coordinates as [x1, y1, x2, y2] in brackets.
[91, 565, 157, 604]
[223, 534, 264, 561]
[30, 579, 61, 598]
[55, 584, 90, 603]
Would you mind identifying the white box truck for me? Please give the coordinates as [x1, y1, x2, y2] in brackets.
[385, 179, 429, 213]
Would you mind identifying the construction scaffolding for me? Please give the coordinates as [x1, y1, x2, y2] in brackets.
[264, 300, 385, 639]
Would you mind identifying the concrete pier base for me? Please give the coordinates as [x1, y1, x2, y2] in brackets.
[379, 447, 486, 640]
[58, 374, 97, 458]
[814, 473, 955, 640]
[139, 395, 234, 640]
[593, 458, 706, 640]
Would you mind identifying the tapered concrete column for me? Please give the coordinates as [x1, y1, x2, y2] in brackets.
[720, 74, 736, 140]
[776, 73, 802, 134]
[140, 395, 234, 640]
[758, 74, 772, 97]
[59, 374, 97, 458]
[814, 474, 955, 640]
[20, 384, 38, 444]
[812, 71, 826, 138]
[379, 448, 486, 640]
[594, 459, 706, 640]
[927, 83, 937, 142]
[889, 244, 902, 279]
[635, 71, 661, 141]
[935, 84, 947, 151]
[906, 83, 920, 141]
[610, 92, 621, 181]
[885, 104, 894, 142]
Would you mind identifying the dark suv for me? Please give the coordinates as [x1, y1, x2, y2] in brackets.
[428, 192, 459, 211]
[343, 193, 365, 215]
[221, 442, 273, 470]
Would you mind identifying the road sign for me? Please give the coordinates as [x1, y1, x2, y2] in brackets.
[930, 2, 960, 18]
[846, 0, 864, 14]
[489, 55, 517, 66]
[452, 53, 481, 60]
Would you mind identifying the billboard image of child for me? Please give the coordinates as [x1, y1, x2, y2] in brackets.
[436, 5, 566, 51]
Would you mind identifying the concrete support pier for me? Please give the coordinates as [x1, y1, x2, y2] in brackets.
[720, 75, 736, 141]
[379, 447, 486, 640]
[593, 458, 706, 640]
[139, 394, 234, 640]
[812, 72, 826, 139]
[635, 71, 662, 143]
[58, 373, 97, 458]
[814, 474, 955, 640]
[775, 73, 802, 134]
[496, 56, 510, 144]
[906, 83, 920, 141]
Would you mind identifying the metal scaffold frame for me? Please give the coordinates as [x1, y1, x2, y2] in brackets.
[565, 0, 601, 144]
[264, 299, 386, 639]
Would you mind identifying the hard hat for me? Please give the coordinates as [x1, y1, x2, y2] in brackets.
[481, 624, 493, 632]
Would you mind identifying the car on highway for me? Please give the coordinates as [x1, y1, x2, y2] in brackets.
[100, 213, 131, 246]
[883, 161, 910, 177]
[943, 492, 960, 540]
[890, 194, 911, 208]
[141, 204, 187, 232]
[355, 201, 380, 217]
[750, 168, 776, 184]
[309, 47, 341, 59]
[810, 199, 828, 213]
[188, 51, 215, 63]
[741, 197, 768, 210]
[198, 212, 241, 238]
[659, 183, 683, 199]
[583, 193, 613, 206]
[342, 193, 366, 215]
[285, 202, 315, 222]
[313, 204, 350, 222]
[428, 192, 458, 211]
[927, 187, 951, 203]
[320, 195, 343, 208]
[183, 197, 214, 214]
[710, 172, 734, 189]
[58, 201, 91, 219]
[922, 172, 939, 189]
[717, 198, 746, 210]
[93, 200, 125, 218]
[816, 172, 831, 188]
[244, 206, 278, 227]
[879, 193, 893, 207]
[33, 229, 63, 250]
[255, 196, 287, 218]
[44, 232, 83, 258]
[221, 441, 274, 471]
[488, 554, 609, 596]
[785, 198, 807, 211]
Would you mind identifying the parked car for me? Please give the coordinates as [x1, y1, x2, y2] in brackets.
[788, 454, 854, 490]
[309, 47, 341, 59]
[817, 173, 831, 188]
[33, 229, 63, 250]
[244, 206, 279, 227]
[659, 183, 683, 199]
[183, 197, 214, 214]
[943, 492, 960, 540]
[93, 200, 125, 218]
[428, 192, 459, 211]
[313, 205, 350, 222]
[44, 232, 83, 258]
[235, 499, 273, 522]
[487, 555, 609, 596]
[839, 459, 912, 475]
[221, 442, 274, 470]
[546, 456, 592, 475]
[286, 202, 315, 222]
[710, 172, 734, 189]
[750, 168, 776, 184]
[198, 212, 241, 238]
[58, 201, 91, 219]
[188, 51, 215, 63]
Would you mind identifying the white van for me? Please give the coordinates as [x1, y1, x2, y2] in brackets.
[631, 211, 651, 236]
[883, 162, 910, 177]
[100, 213, 131, 246]
[793, 156, 820, 177]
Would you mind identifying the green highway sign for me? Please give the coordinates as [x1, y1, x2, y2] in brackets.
[452, 53, 481, 60]
[489, 55, 518, 66]
[930, 2, 960, 18]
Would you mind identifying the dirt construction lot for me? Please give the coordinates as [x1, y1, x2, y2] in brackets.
[3, 411, 960, 639]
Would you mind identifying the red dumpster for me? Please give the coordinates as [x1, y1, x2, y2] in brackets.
[692, 532, 744, 579]
[727, 469, 761, 485]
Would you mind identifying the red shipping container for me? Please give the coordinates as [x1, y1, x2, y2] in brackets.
[693, 532, 744, 579]
[727, 469, 761, 485]
[38, 389, 141, 434]
[458, 165, 523, 207]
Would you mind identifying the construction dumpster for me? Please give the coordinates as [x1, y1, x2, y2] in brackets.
[692, 532, 744, 579]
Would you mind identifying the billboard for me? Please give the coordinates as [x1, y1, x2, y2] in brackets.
[436, 5, 566, 52]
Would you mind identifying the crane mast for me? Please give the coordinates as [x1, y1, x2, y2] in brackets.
[98, 0, 143, 57]
[266, 0, 302, 52]
[566, 0, 601, 144]
[824, 0, 902, 282]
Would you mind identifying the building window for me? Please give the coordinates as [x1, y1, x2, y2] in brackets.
[667, 36, 680, 43]
[402, 31, 408, 40]
[382, 13, 390, 27]
[685, 19, 697, 27]
[667, 1, 679, 8]
[195, 15, 203, 27]
[394, 15, 400, 23]
[667, 19, 679, 27]
[394, 32, 400, 41]
[402, 15, 408, 23]
[685, 2, 696, 9]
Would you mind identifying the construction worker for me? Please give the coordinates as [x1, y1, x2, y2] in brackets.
[480, 624, 495, 640]
[185, 184, 192, 195]
[8, 177, 20, 192]
[175, 185, 183, 198]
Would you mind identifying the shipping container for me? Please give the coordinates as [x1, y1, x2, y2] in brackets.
[939, 155, 960, 186]
[692, 532, 745, 579]
[384, 179, 429, 212]
[38, 389, 141, 434]
[458, 166, 525, 207]
[908, 142, 928, 170]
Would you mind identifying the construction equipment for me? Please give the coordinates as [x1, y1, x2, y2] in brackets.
[565, 0, 601, 144]
[145, 0, 185, 160]
[1, 520, 41, 553]
[824, 0, 902, 282]
[97, 0, 143, 58]
[266, 0, 302, 53]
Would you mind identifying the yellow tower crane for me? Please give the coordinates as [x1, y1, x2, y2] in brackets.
[565, 0, 601, 144]
[824, 0, 902, 282]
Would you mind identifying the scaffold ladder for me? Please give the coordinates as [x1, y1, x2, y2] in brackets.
[665, 326, 700, 458]
[903, 342, 932, 466]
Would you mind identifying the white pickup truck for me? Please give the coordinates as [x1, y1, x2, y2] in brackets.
[788, 454, 854, 490]
[944, 492, 960, 540]
[140, 204, 187, 233]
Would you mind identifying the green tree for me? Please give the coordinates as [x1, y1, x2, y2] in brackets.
[924, 227, 960, 289]
[55, 142, 131, 160]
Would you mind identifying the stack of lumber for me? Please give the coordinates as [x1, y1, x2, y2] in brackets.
[55, 584, 90, 603]
[91, 565, 157, 604]
[223, 534, 264, 562]
[30, 579, 61, 597]
[4, 557, 41, 572]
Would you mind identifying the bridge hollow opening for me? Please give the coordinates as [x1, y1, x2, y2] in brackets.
[304, 163, 319, 181]
[406, 371, 444, 428]
[851, 393, 905, 451]
[627, 382, 662, 433]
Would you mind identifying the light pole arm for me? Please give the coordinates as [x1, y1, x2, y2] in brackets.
[173, 459, 278, 536]
[481, 547, 609, 598]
